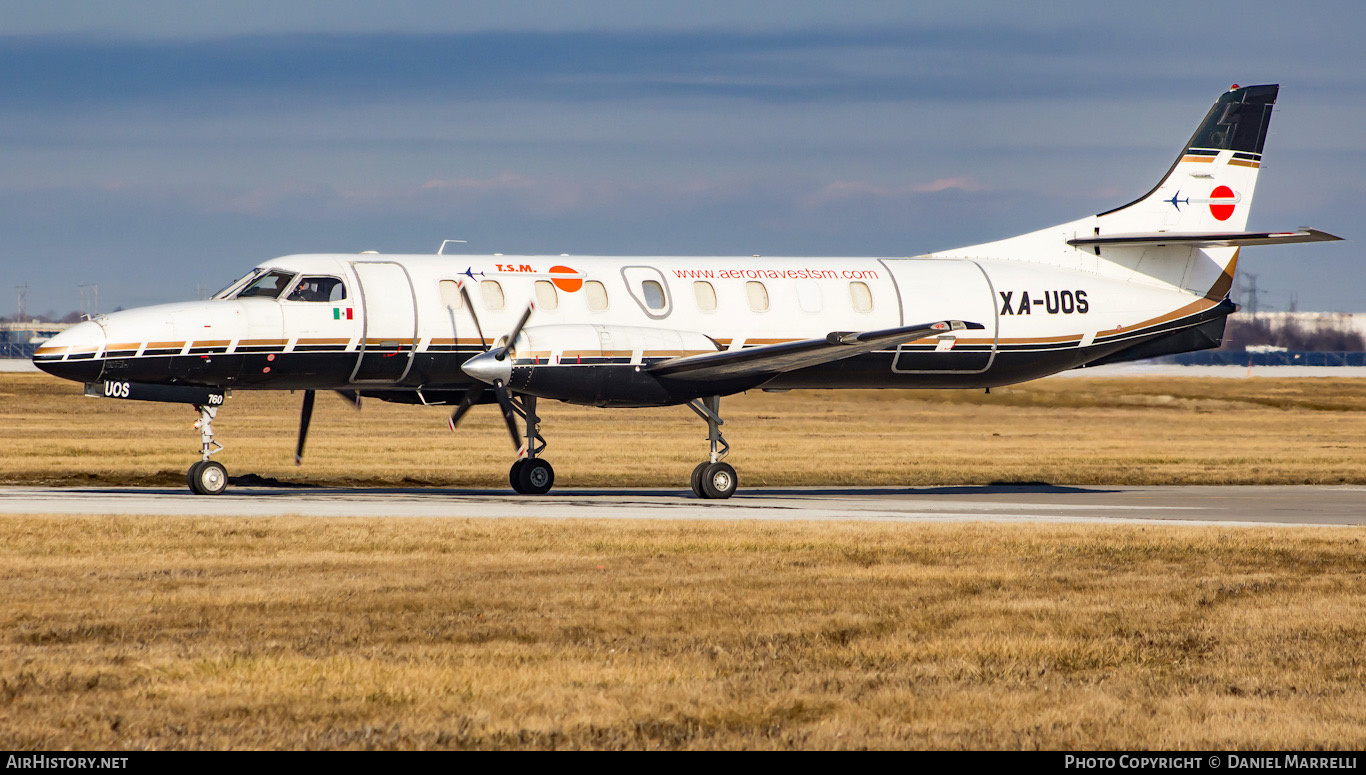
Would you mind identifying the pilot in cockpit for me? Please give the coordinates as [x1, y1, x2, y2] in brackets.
[287, 277, 345, 302]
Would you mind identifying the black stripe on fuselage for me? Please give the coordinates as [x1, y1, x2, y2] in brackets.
[41, 301, 1230, 399]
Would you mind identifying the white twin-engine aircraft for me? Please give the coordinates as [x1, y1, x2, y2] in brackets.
[35, 84, 1340, 497]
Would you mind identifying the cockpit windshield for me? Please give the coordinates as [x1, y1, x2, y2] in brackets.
[234, 270, 298, 300]
[210, 268, 264, 300]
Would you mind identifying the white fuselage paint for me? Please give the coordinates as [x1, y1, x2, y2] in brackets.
[34, 249, 1220, 396]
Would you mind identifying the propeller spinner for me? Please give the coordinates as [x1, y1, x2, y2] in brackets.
[448, 282, 534, 451]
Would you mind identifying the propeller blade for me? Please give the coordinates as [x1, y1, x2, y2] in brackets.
[501, 302, 536, 360]
[448, 386, 483, 432]
[493, 382, 522, 450]
[333, 389, 362, 410]
[457, 282, 489, 352]
[295, 389, 316, 465]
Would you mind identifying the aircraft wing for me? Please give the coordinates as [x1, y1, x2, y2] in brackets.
[647, 320, 986, 381]
[1067, 228, 1341, 249]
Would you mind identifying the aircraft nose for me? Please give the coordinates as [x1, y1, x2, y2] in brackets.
[461, 349, 513, 386]
[32, 319, 107, 383]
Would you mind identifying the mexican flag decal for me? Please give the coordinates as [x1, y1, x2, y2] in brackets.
[333, 307, 354, 320]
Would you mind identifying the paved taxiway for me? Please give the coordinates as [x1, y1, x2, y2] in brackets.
[1, 485, 1363, 526]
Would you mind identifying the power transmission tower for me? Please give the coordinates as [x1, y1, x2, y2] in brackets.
[1240, 273, 1267, 317]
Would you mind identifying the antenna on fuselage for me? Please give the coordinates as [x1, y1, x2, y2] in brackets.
[78, 284, 98, 320]
[438, 239, 467, 255]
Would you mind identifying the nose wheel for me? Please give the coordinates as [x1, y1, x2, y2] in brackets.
[687, 396, 738, 499]
[187, 460, 229, 495]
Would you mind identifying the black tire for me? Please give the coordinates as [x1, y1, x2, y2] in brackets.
[187, 461, 205, 492]
[190, 460, 228, 495]
[518, 458, 555, 495]
[700, 462, 737, 500]
[509, 459, 527, 493]
[690, 462, 709, 498]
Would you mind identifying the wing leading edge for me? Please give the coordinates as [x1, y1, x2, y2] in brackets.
[647, 320, 986, 381]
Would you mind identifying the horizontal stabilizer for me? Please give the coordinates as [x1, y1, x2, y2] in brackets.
[648, 320, 985, 381]
[1067, 228, 1341, 249]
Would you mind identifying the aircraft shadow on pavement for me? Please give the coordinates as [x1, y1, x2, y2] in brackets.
[81, 481, 1118, 498]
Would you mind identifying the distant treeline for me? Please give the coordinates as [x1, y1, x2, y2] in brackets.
[1223, 317, 1366, 352]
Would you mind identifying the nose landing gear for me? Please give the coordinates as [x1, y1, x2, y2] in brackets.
[187, 403, 228, 495]
[687, 396, 737, 499]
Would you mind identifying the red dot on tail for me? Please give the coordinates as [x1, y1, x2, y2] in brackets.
[1209, 185, 1235, 221]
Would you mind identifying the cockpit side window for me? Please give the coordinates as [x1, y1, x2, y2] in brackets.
[286, 276, 347, 302]
[235, 270, 298, 299]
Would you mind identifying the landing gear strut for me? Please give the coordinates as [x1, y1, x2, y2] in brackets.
[187, 403, 228, 495]
[688, 395, 737, 499]
[508, 393, 554, 495]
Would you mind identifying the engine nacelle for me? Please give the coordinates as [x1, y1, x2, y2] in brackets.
[502, 324, 728, 407]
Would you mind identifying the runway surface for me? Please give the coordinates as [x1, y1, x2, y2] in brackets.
[2, 484, 1364, 526]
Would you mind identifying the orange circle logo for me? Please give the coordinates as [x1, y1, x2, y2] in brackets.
[549, 266, 583, 292]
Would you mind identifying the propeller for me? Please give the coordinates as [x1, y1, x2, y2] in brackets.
[447, 281, 534, 451]
[295, 389, 365, 465]
[334, 389, 362, 410]
[457, 283, 488, 352]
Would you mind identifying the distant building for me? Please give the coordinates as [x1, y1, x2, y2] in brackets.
[1229, 311, 1366, 339]
[0, 322, 72, 359]
[1166, 311, 1366, 366]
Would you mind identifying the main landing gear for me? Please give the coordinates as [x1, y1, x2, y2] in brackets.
[508, 394, 554, 495]
[187, 403, 228, 495]
[687, 395, 737, 499]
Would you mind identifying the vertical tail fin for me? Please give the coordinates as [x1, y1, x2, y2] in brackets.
[1097, 84, 1277, 233]
[931, 84, 1296, 298]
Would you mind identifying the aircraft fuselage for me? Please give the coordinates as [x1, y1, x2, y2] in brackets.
[35, 252, 1230, 406]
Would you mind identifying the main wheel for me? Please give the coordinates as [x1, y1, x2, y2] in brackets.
[690, 462, 709, 498]
[189, 460, 228, 495]
[509, 459, 528, 493]
[699, 462, 737, 500]
[517, 458, 554, 495]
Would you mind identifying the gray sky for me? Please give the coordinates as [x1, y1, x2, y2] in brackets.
[3, 1, 1363, 315]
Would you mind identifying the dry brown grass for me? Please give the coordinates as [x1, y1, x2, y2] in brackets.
[1, 517, 1364, 750]
[3, 373, 1366, 488]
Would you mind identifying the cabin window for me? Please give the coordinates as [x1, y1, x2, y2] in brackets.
[535, 280, 559, 311]
[286, 276, 347, 303]
[694, 281, 717, 312]
[795, 280, 822, 313]
[585, 280, 609, 311]
[746, 281, 769, 312]
[641, 280, 666, 310]
[481, 280, 505, 310]
[235, 270, 297, 300]
[438, 279, 463, 309]
[850, 281, 873, 313]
